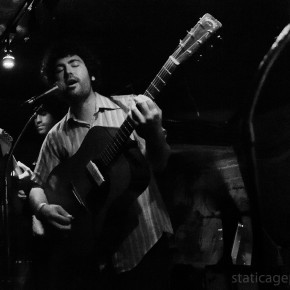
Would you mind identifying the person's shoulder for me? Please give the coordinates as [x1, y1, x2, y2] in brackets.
[46, 114, 68, 140]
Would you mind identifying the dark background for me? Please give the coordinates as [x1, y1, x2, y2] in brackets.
[2, 1, 290, 278]
[0, 0, 290, 146]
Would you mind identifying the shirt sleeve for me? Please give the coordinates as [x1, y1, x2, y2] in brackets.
[33, 130, 62, 187]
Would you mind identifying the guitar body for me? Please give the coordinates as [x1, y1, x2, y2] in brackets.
[44, 126, 150, 257]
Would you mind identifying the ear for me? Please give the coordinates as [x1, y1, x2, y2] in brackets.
[91, 76, 96, 82]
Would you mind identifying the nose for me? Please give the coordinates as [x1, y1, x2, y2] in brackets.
[35, 114, 42, 124]
[64, 65, 74, 79]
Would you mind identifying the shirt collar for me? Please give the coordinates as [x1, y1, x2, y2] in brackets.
[66, 92, 120, 127]
[96, 93, 120, 111]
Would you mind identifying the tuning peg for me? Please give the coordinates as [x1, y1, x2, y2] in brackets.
[179, 40, 185, 48]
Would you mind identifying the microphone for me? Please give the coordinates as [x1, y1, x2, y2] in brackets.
[22, 81, 66, 105]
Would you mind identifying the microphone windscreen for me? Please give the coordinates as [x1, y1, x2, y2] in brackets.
[55, 81, 66, 92]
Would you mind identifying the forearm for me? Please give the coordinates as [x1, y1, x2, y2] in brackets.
[130, 94, 171, 171]
[29, 187, 73, 230]
[145, 127, 171, 172]
[29, 187, 48, 215]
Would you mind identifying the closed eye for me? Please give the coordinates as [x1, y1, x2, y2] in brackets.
[70, 60, 80, 67]
[55, 66, 64, 74]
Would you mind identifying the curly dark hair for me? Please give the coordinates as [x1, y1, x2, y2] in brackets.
[40, 37, 102, 89]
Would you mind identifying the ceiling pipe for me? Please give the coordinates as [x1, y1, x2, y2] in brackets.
[0, 0, 41, 52]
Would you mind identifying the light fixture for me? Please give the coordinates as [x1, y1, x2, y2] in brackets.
[2, 51, 15, 69]
[1, 37, 15, 69]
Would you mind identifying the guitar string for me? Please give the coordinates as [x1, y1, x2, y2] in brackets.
[101, 57, 177, 165]
[82, 20, 217, 178]
[147, 59, 176, 97]
[98, 19, 214, 167]
[101, 66, 198, 166]
[100, 123, 129, 166]
[140, 21, 214, 110]
[97, 92, 131, 166]
[99, 117, 135, 166]
[146, 32, 187, 96]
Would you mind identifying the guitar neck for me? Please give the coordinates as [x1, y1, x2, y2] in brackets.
[144, 57, 178, 100]
[100, 58, 178, 166]
[100, 13, 222, 166]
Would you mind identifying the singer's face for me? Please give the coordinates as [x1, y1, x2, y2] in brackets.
[54, 55, 93, 102]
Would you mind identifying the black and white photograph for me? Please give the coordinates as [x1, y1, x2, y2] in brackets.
[1, 0, 290, 289]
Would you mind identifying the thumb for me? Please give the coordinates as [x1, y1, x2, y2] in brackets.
[17, 161, 31, 171]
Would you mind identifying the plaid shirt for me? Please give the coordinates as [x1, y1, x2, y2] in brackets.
[34, 93, 173, 273]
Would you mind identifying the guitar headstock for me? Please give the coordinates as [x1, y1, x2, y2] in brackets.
[172, 13, 222, 65]
[0, 128, 13, 156]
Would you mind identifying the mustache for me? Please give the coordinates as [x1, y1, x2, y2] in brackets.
[66, 76, 79, 86]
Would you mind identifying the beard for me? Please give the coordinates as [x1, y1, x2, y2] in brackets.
[62, 82, 92, 105]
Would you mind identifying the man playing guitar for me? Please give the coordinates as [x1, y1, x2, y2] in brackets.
[29, 38, 173, 290]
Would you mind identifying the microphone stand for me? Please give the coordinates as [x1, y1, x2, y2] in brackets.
[1, 104, 42, 289]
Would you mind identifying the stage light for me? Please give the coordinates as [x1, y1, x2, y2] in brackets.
[2, 52, 15, 69]
[1, 34, 16, 69]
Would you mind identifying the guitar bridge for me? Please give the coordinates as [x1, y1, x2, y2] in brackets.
[86, 161, 105, 186]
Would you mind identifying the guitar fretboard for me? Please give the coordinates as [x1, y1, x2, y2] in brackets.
[97, 13, 222, 167]
[99, 117, 136, 166]
[99, 58, 178, 166]
[145, 57, 178, 100]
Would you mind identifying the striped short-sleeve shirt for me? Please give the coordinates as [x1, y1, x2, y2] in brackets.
[34, 93, 173, 273]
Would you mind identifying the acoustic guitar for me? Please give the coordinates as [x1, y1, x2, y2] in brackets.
[44, 13, 223, 257]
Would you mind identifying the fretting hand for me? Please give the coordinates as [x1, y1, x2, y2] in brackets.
[130, 94, 163, 140]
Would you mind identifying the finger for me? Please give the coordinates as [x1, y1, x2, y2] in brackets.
[17, 161, 30, 171]
[17, 190, 27, 199]
[52, 221, 72, 230]
[146, 99, 159, 111]
[136, 101, 160, 122]
[131, 107, 145, 124]
[56, 206, 74, 219]
[136, 95, 156, 107]
[136, 101, 150, 114]
[54, 214, 73, 226]
[134, 94, 149, 103]
[18, 171, 30, 180]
